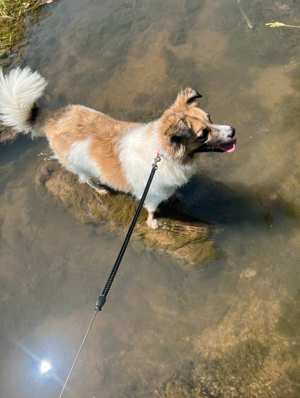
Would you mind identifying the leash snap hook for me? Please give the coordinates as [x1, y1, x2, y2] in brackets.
[152, 152, 161, 170]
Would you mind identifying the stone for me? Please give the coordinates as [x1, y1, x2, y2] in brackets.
[36, 160, 221, 268]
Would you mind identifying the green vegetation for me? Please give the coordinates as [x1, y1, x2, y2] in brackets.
[0, 0, 51, 59]
[0, 0, 54, 144]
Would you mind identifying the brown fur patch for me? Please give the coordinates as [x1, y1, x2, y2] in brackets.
[44, 105, 140, 191]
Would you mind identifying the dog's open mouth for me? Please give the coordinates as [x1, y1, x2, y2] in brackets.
[194, 139, 237, 153]
[217, 139, 237, 153]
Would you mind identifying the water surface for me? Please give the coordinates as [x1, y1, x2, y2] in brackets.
[1, 0, 300, 397]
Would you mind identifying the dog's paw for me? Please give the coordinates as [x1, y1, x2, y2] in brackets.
[147, 218, 159, 230]
[96, 188, 109, 195]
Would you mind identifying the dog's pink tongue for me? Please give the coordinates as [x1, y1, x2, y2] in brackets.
[218, 139, 237, 153]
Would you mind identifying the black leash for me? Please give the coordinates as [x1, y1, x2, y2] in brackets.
[58, 153, 161, 398]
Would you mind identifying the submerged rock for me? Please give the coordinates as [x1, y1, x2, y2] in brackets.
[36, 160, 220, 267]
[160, 279, 300, 398]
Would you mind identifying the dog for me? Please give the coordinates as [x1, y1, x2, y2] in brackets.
[0, 67, 236, 229]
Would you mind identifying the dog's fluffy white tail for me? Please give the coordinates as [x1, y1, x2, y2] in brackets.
[0, 67, 47, 135]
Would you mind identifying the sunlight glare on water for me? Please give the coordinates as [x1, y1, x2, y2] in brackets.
[40, 360, 52, 374]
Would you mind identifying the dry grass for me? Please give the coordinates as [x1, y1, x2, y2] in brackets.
[0, 0, 52, 58]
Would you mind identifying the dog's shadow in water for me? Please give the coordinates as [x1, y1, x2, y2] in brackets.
[158, 175, 298, 230]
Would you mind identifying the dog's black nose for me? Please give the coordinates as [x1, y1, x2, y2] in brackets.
[229, 127, 235, 138]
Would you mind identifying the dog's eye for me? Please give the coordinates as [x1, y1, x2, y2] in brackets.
[198, 127, 210, 140]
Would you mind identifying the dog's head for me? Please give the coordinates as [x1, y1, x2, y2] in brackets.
[157, 88, 236, 162]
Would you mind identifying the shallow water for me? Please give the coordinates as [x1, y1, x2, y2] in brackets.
[1, 0, 300, 397]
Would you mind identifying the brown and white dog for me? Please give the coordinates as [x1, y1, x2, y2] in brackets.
[0, 67, 236, 228]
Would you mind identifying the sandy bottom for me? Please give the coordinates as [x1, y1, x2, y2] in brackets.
[1, 0, 300, 396]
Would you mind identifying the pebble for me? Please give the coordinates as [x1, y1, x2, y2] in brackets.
[278, 4, 289, 10]
[240, 268, 257, 278]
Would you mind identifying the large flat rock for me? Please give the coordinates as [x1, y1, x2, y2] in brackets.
[36, 160, 221, 268]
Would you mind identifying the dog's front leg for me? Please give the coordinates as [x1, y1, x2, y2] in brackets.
[144, 197, 162, 229]
[146, 211, 159, 229]
[87, 179, 108, 195]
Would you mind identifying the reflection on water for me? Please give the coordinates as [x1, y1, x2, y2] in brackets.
[1, 0, 300, 397]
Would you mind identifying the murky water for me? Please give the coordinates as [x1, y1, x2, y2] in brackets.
[1, 0, 300, 397]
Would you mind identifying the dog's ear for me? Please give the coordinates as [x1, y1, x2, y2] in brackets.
[173, 88, 202, 109]
[185, 87, 202, 104]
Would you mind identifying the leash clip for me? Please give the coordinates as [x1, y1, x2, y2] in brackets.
[152, 151, 161, 170]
